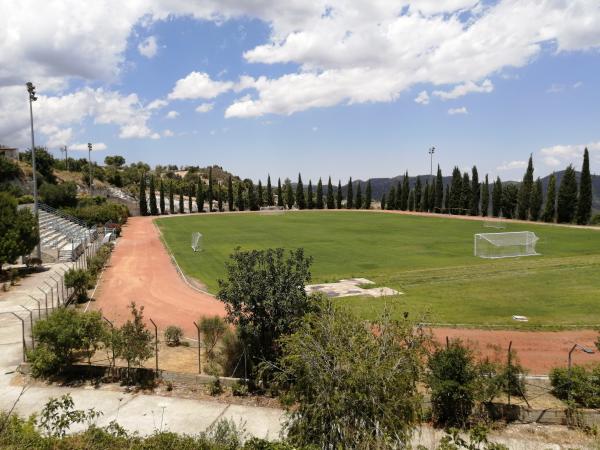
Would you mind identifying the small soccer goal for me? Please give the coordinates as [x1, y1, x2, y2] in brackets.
[483, 217, 506, 229]
[191, 232, 203, 252]
[474, 231, 540, 259]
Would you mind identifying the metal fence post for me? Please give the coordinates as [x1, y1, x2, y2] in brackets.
[11, 313, 26, 361]
[44, 281, 54, 308]
[193, 321, 202, 374]
[50, 275, 61, 306]
[149, 319, 159, 374]
[38, 287, 49, 316]
[20, 305, 35, 350]
[28, 295, 41, 320]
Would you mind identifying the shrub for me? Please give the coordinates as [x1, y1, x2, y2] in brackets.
[86, 244, 112, 281]
[64, 268, 90, 302]
[39, 181, 78, 208]
[220, 329, 245, 378]
[199, 315, 227, 358]
[209, 376, 223, 396]
[591, 214, 600, 226]
[549, 365, 600, 408]
[0, 192, 39, 270]
[0, 155, 21, 180]
[164, 325, 183, 346]
[232, 380, 249, 397]
[18, 194, 34, 204]
[62, 202, 129, 226]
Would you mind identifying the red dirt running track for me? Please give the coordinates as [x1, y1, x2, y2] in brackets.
[95, 213, 599, 374]
[93, 217, 225, 337]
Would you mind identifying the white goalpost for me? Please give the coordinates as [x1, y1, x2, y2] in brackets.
[474, 231, 540, 259]
[483, 216, 506, 229]
[191, 232, 203, 252]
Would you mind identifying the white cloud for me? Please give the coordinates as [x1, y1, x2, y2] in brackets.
[168, 72, 233, 100]
[573, 81, 583, 88]
[546, 83, 565, 94]
[195, 103, 214, 113]
[147, 99, 168, 110]
[414, 90, 430, 105]
[138, 36, 158, 59]
[497, 160, 527, 171]
[162, 129, 174, 137]
[539, 141, 600, 168]
[433, 79, 493, 100]
[70, 142, 108, 151]
[165, 110, 179, 119]
[447, 106, 467, 115]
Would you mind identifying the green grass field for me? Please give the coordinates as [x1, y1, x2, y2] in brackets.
[156, 211, 600, 328]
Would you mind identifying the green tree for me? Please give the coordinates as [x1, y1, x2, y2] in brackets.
[39, 182, 77, 208]
[197, 180, 205, 213]
[364, 180, 372, 209]
[354, 181, 362, 209]
[277, 178, 284, 208]
[542, 173, 557, 223]
[428, 181, 435, 212]
[306, 180, 314, 209]
[248, 180, 259, 211]
[118, 302, 153, 375]
[178, 187, 184, 213]
[557, 164, 578, 223]
[285, 178, 294, 209]
[199, 316, 227, 359]
[279, 300, 429, 449]
[217, 248, 314, 375]
[420, 183, 428, 212]
[188, 184, 194, 213]
[380, 193, 386, 210]
[470, 166, 480, 216]
[104, 155, 125, 167]
[316, 178, 324, 209]
[148, 175, 158, 215]
[257, 180, 264, 208]
[346, 178, 353, 209]
[481, 174, 490, 217]
[435, 165, 444, 211]
[401, 171, 409, 210]
[207, 167, 214, 212]
[414, 176, 422, 211]
[64, 268, 90, 302]
[336, 180, 343, 209]
[517, 155, 534, 220]
[387, 187, 396, 210]
[326, 177, 335, 209]
[236, 182, 245, 211]
[217, 183, 223, 212]
[461, 172, 471, 215]
[22, 147, 56, 183]
[576, 148, 592, 224]
[492, 177, 503, 217]
[449, 167, 462, 214]
[296, 174, 305, 209]
[266, 175, 274, 206]
[168, 180, 174, 214]
[227, 175, 234, 211]
[502, 184, 518, 219]
[139, 173, 148, 216]
[159, 179, 165, 215]
[395, 180, 402, 210]
[408, 189, 415, 211]
[443, 184, 450, 213]
[530, 178, 543, 221]
[0, 193, 38, 271]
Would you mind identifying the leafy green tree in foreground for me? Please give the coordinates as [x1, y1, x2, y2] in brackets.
[138, 173, 147, 216]
[542, 173, 557, 222]
[64, 268, 90, 302]
[217, 247, 314, 377]
[557, 164, 578, 223]
[0, 192, 38, 270]
[159, 179, 165, 215]
[279, 300, 430, 449]
[576, 147, 592, 225]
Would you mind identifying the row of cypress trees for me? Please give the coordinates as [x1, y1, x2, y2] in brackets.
[380, 148, 593, 224]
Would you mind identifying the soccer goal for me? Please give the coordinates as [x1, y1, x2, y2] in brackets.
[474, 231, 540, 259]
[191, 232, 203, 252]
[483, 216, 506, 229]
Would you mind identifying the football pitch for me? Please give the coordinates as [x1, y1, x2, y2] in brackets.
[156, 211, 600, 328]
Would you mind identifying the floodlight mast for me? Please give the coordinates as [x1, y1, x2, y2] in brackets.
[27, 82, 41, 259]
[428, 146, 436, 179]
[88, 142, 93, 195]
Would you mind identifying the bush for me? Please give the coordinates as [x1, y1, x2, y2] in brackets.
[591, 214, 600, 226]
[164, 325, 183, 346]
[18, 194, 34, 204]
[64, 268, 90, 302]
[209, 376, 223, 396]
[0, 155, 22, 180]
[0, 192, 39, 270]
[62, 202, 129, 226]
[549, 365, 600, 408]
[199, 315, 227, 359]
[232, 380, 249, 396]
[220, 329, 245, 378]
[87, 244, 112, 282]
[39, 181, 78, 208]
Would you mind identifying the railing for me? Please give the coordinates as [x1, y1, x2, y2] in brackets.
[38, 203, 98, 244]
[38, 202, 89, 229]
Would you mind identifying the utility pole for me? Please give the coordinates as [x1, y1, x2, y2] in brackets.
[61, 145, 68, 170]
[26, 82, 41, 259]
[87, 142, 93, 195]
[428, 146, 436, 181]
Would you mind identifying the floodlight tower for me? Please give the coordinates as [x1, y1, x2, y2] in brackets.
[428, 146, 436, 180]
[61, 145, 68, 170]
[87, 142, 93, 195]
[26, 82, 41, 259]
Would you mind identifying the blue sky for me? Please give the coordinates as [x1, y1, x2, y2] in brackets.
[1, 0, 599, 182]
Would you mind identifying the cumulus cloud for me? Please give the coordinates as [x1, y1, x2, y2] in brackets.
[147, 99, 168, 110]
[165, 110, 179, 119]
[497, 160, 527, 171]
[195, 103, 214, 113]
[162, 129, 174, 137]
[539, 141, 600, 168]
[138, 36, 159, 58]
[433, 80, 493, 100]
[414, 90, 430, 105]
[168, 72, 233, 100]
[70, 142, 108, 151]
[448, 106, 468, 115]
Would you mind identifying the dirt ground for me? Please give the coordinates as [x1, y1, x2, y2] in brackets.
[92, 217, 225, 338]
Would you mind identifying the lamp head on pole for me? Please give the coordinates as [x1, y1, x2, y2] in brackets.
[26, 82, 37, 101]
[429, 146, 436, 156]
[88, 142, 92, 152]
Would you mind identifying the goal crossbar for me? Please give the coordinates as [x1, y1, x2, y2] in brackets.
[474, 231, 540, 259]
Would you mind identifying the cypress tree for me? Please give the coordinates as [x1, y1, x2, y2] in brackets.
[285, 179, 294, 209]
[217, 183, 223, 212]
[296, 174, 306, 209]
[139, 173, 148, 216]
[449, 167, 462, 214]
[557, 164, 578, 223]
[336, 180, 343, 209]
[168, 180, 174, 214]
[207, 167, 214, 212]
[401, 172, 409, 210]
[248, 181, 259, 211]
[461, 172, 471, 215]
[542, 173, 557, 223]
[480, 175, 490, 217]
[380, 193, 386, 210]
[517, 155, 534, 220]
[257, 180, 264, 208]
[227, 175, 234, 211]
[307, 180, 314, 209]
[414, 177, 422, 211]
[396, 179, 402, 210]
[178, 187, 184, 213]
[443, 184, 450, 213]
[355, 182, 362, 209]
[470, 166, 480, 216]
[576, 148, 592, 224]
[326, 177, 335, 209]
[346, 178, 354, 209]
[502, 184, 518, 219]
[387, 187, 396, 210]
[421, 182, 429, 212]
[159, 179, 165, 215]
[149, 175, 158, 215]
[316, 178, 324, 209]
[530, 178, 543, 221]
[266, 175, 274, 206]
[364, 180, 372, 209]
[408, 189, 415, 211]
[236, 182, 245, 212]
[188, 184, 193, 213]
[197, 180, 205, 212]
[492, 177, 502, 217]
[435, 165, 444, 211]
[277, 178, 284, 207]
[428, 182, 435, 212]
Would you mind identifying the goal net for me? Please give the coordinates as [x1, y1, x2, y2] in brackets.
[191, 232, 203, 252]
[483, 216, 506, 229]
[474, 231, 540, 259]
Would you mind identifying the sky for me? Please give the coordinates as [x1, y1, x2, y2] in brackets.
[1, 0, 599, 182]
